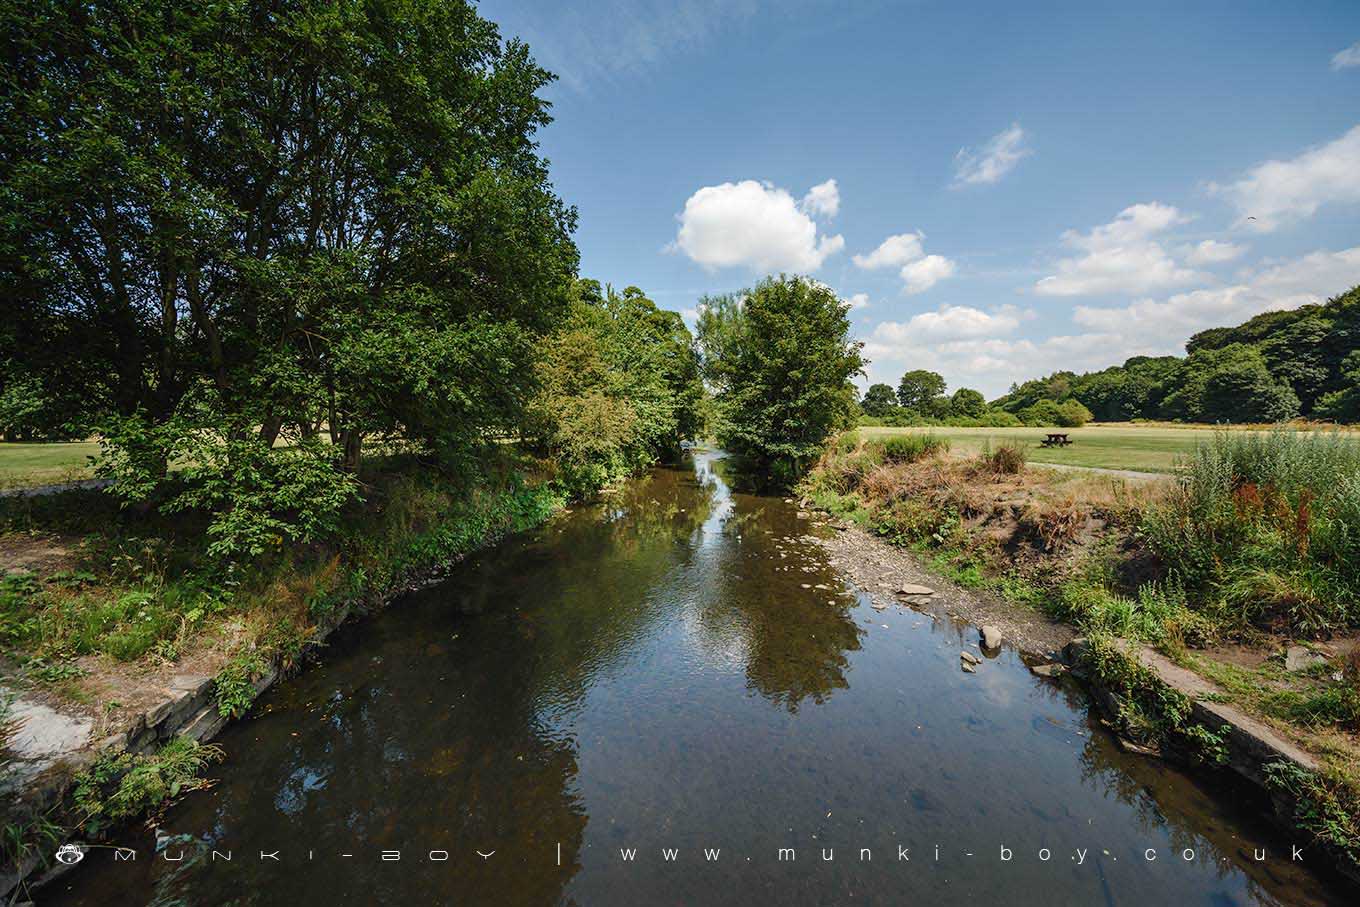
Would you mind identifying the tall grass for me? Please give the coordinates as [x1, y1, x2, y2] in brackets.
[1143, 431, 1360, 634]
[877, 433, 949, 464]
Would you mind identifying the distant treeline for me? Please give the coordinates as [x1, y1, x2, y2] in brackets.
[993, 285, 1360, 424]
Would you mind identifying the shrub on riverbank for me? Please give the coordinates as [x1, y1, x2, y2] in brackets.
[0, 449, 563, 695]
[1143, 430, 1360, 634]
[879, 433, 949, 464]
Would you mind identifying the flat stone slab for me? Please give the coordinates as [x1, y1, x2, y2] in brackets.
[5, 696, 92, 762]
[1093, 641, 1322, 777]
[894, 584, 935, 596]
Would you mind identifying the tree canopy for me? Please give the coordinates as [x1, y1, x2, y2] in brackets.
[2, 0, 580, 555]
[992, 285, 1359, 425]
[696, 276, 863, 486]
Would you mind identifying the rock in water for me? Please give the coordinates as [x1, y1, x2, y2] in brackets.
[1030, 663, 1065, 678]
[960, 651, 981, 666]
[895, 584, 935, 597]
[961, 662, 977, 674]
[980, 625, 1002, 650]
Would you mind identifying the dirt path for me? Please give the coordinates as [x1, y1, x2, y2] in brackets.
[1025, 462, 1167, 482]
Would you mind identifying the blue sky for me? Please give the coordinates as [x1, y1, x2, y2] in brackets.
[481, 0, 1360, 397]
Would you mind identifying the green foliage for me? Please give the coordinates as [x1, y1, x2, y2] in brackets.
[527, 282, 703, 498]
[857, 407, 1021, 428]
[73, 737, 224, 835]
[215, 651, 270, 719]
[1160, 344, 1300, 424]
[1264, 761, 1360, 871]
[860, 383, 898, 417]
[1016, 398, 1094, 427]
[1080, 633, 1226, 764]
[1142, 430, 1360, 634]
[949, 388, 987, 419]
[896, 370, 947, 412]
[697, 276, 864, 487]
[1, 814, 63, 873]
[995, 285, 1359, 424]
[877, 433, 949, 464]
[1314, 351, 1360, 423]
[2, 0, 578, 545]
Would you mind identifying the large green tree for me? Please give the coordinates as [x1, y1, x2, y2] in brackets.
[896, 369, 946, 412]
[696, 276, 863, 486]
[860, 383, 898, 417]
[528, 281, 704, 495]
[1, 0, 578, 555]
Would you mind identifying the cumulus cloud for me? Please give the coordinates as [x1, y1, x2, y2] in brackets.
[1332, 41, 1360, 70]
[845, 292, 870, 310]
[900, 255, 957, 294]
[1073, 245, 1360, 345]
[853, 231, 956, 293]
[863, 246, 1360, 398]
[800, 179, 840, 218]
[871, 304, 1028, 344]
[1034, 202, 1203, 296]
[853, 232, 925, 269]
[1183, 239, 1246, 265]
[952, 123, 1030, 187]
[1211, 125, 1360, 231]
[673, 180, 845, 271]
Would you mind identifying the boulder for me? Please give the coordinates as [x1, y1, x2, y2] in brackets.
[980, 625, 1002, 650]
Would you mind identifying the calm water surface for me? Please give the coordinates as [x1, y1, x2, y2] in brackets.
[48, 452, 1350, 906]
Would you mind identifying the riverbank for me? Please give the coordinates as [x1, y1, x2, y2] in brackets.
[798, 431, 1360, 885]
[1, 453, 567, 896]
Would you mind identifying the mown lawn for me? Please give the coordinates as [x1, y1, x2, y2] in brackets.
[0, 441, 100, 489]
[855, 424, 1357, 474]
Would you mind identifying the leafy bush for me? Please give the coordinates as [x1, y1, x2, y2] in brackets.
[876, 433, 949, 464]
[1143, 430, 1360, 633]
[73, 737, 224, 835]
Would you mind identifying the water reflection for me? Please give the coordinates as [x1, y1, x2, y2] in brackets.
[46, 452, 1351, 907]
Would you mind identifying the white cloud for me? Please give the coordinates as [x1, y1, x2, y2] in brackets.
[1034, 202, 1203, 296]
[1211, 125, 1360, 231]
[1183, 239, 1246, 265]
[800, 179, 840, 218]
[952, 123, 1030, 187]
[673, 180, 845, 272]
[1072, 246, 1360, 346]
[900, 255, 957, 294]
[1332, 41, 1360, 70]
[853, 232, 925, 269]
[852, 231, 956, 293]
[845, 292, 870, 310]
[871, 304, 1027, 344]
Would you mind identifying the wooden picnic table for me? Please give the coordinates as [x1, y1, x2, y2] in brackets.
[1041, 433, 1072, 447]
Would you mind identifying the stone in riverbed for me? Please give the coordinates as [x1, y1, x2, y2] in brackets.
[1030, 663, 1066, 678]
[980, 625, 1002, 650]
[895, 584, 935, 597]
[961, 662, 977, 674]
[960, 651, 981, 666]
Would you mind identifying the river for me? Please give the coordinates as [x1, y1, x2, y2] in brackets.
[46, 451, 1350, 906]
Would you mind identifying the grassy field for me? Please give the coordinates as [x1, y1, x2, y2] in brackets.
[855, 423, 1357, 474]
[0, 441, 101, 489]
